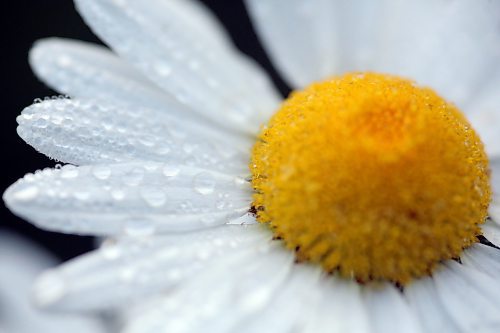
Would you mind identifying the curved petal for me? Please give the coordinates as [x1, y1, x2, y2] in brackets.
[74, 0, 281, 134]
[245, 0, 500, 113]
[405, 277, 459, 333]
[462, 243, 500, 279]
[469, 106, 500, 158]
[122, 245, 302, 333]
[16, 98, 251, 171]
[363, 285, 423, 333]
[30, 38, 216, 122]
[3, 162, 252, 236]
[433, 261, 500, 332]
[245, 0, 349, 88]
[301, 279, 370, 333]
[0, 230, 106, 333]
[32, 225, 268, 311]
[482, 220, 500, 247]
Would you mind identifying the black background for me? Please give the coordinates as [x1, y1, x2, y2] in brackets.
[0, 1, 289, 261]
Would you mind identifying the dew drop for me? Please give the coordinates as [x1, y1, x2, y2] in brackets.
[140, 187, 167, 207]
[143, 162, 159, 172]
[111, 189, 126, 201]
[12, 185, 39, 202]
[123, 167, 144, 186]
[157, 146, 171, 156]
[162, 164, 179, 177]
[119, 267, 136, 283]
[124, 219, 156, 237]
[101, 244, 121, 260]
[92, 165, 111, 180]
[34, 270, 66, 306]
[193, 172, 216, 195]
[73, 191, 90, 201]
[155, 62, 172, 77]
[60, 165, 79, 179]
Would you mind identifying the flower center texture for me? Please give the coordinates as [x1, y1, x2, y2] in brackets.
[250, 72, 491, 284]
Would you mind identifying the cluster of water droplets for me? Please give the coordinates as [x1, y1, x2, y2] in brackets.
[75, 0, 280, 135]
[5, 161, 252, 236]
[16, 98, 250, 174]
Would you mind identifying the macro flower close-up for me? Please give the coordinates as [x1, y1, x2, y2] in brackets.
[3, 0, 500, 332]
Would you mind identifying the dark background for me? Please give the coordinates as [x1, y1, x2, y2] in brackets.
[0, 1, 288, 261]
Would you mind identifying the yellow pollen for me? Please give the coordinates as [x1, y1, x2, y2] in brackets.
[250, 72, 491, 284]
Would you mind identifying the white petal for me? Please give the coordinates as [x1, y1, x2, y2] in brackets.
[405, 277, 459, 333]
[32, 225, 267, 311]
[462, 243, 500, 279]
[123, 241, 296, 333]
[245, 0, 339, 88]
[302, 279, 370, 333]
[433, 261, 500, 332]
[367, 1, 500, 110]
[17, 98, 251, 171]
[363, 285, 423, 333]
[490, 200, 500, 227]
[0, 230, 106, 333]
[482, 221, 500, 247]
[3, 162, 252, 236]
[469, 107, 500, 158]
[231, 265, 324, 333]
[492, 158, 500, 194]
[74, 0, 280, 134]
[490, 159, 500, 225]
[30, 38, 211, 120]
[246, 0, 500, 115]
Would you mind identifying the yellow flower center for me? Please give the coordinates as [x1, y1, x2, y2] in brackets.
[250, 72, 491, 284]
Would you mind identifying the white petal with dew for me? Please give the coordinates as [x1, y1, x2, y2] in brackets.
[4, 162, 252, 236]
[32, 225, 267, 311]
[17, 98, 251, 171]
[74, 0, 280, 134]
[30, 38, 234, 131]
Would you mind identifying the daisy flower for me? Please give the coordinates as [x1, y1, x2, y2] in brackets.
[4, 0, 500, 332]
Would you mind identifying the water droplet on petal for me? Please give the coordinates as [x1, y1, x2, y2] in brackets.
[123, 167, 144, 186]
[101, 244, 121, 260]
[162, 164, 179, 177]
[60, 165, 79, 179]
[155, 62, 172, 77]
[124, 219, 155, 237]
[92, 165, 111, 180]
[73, 191, 90, 201]
[12, 186, 39, 202]
[111, 189, 126, 201]
[193, 172, 216, 195]
[200, 214, 217, 226]
[140, 187, 167, 207]
[34, 270, 66, 306]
